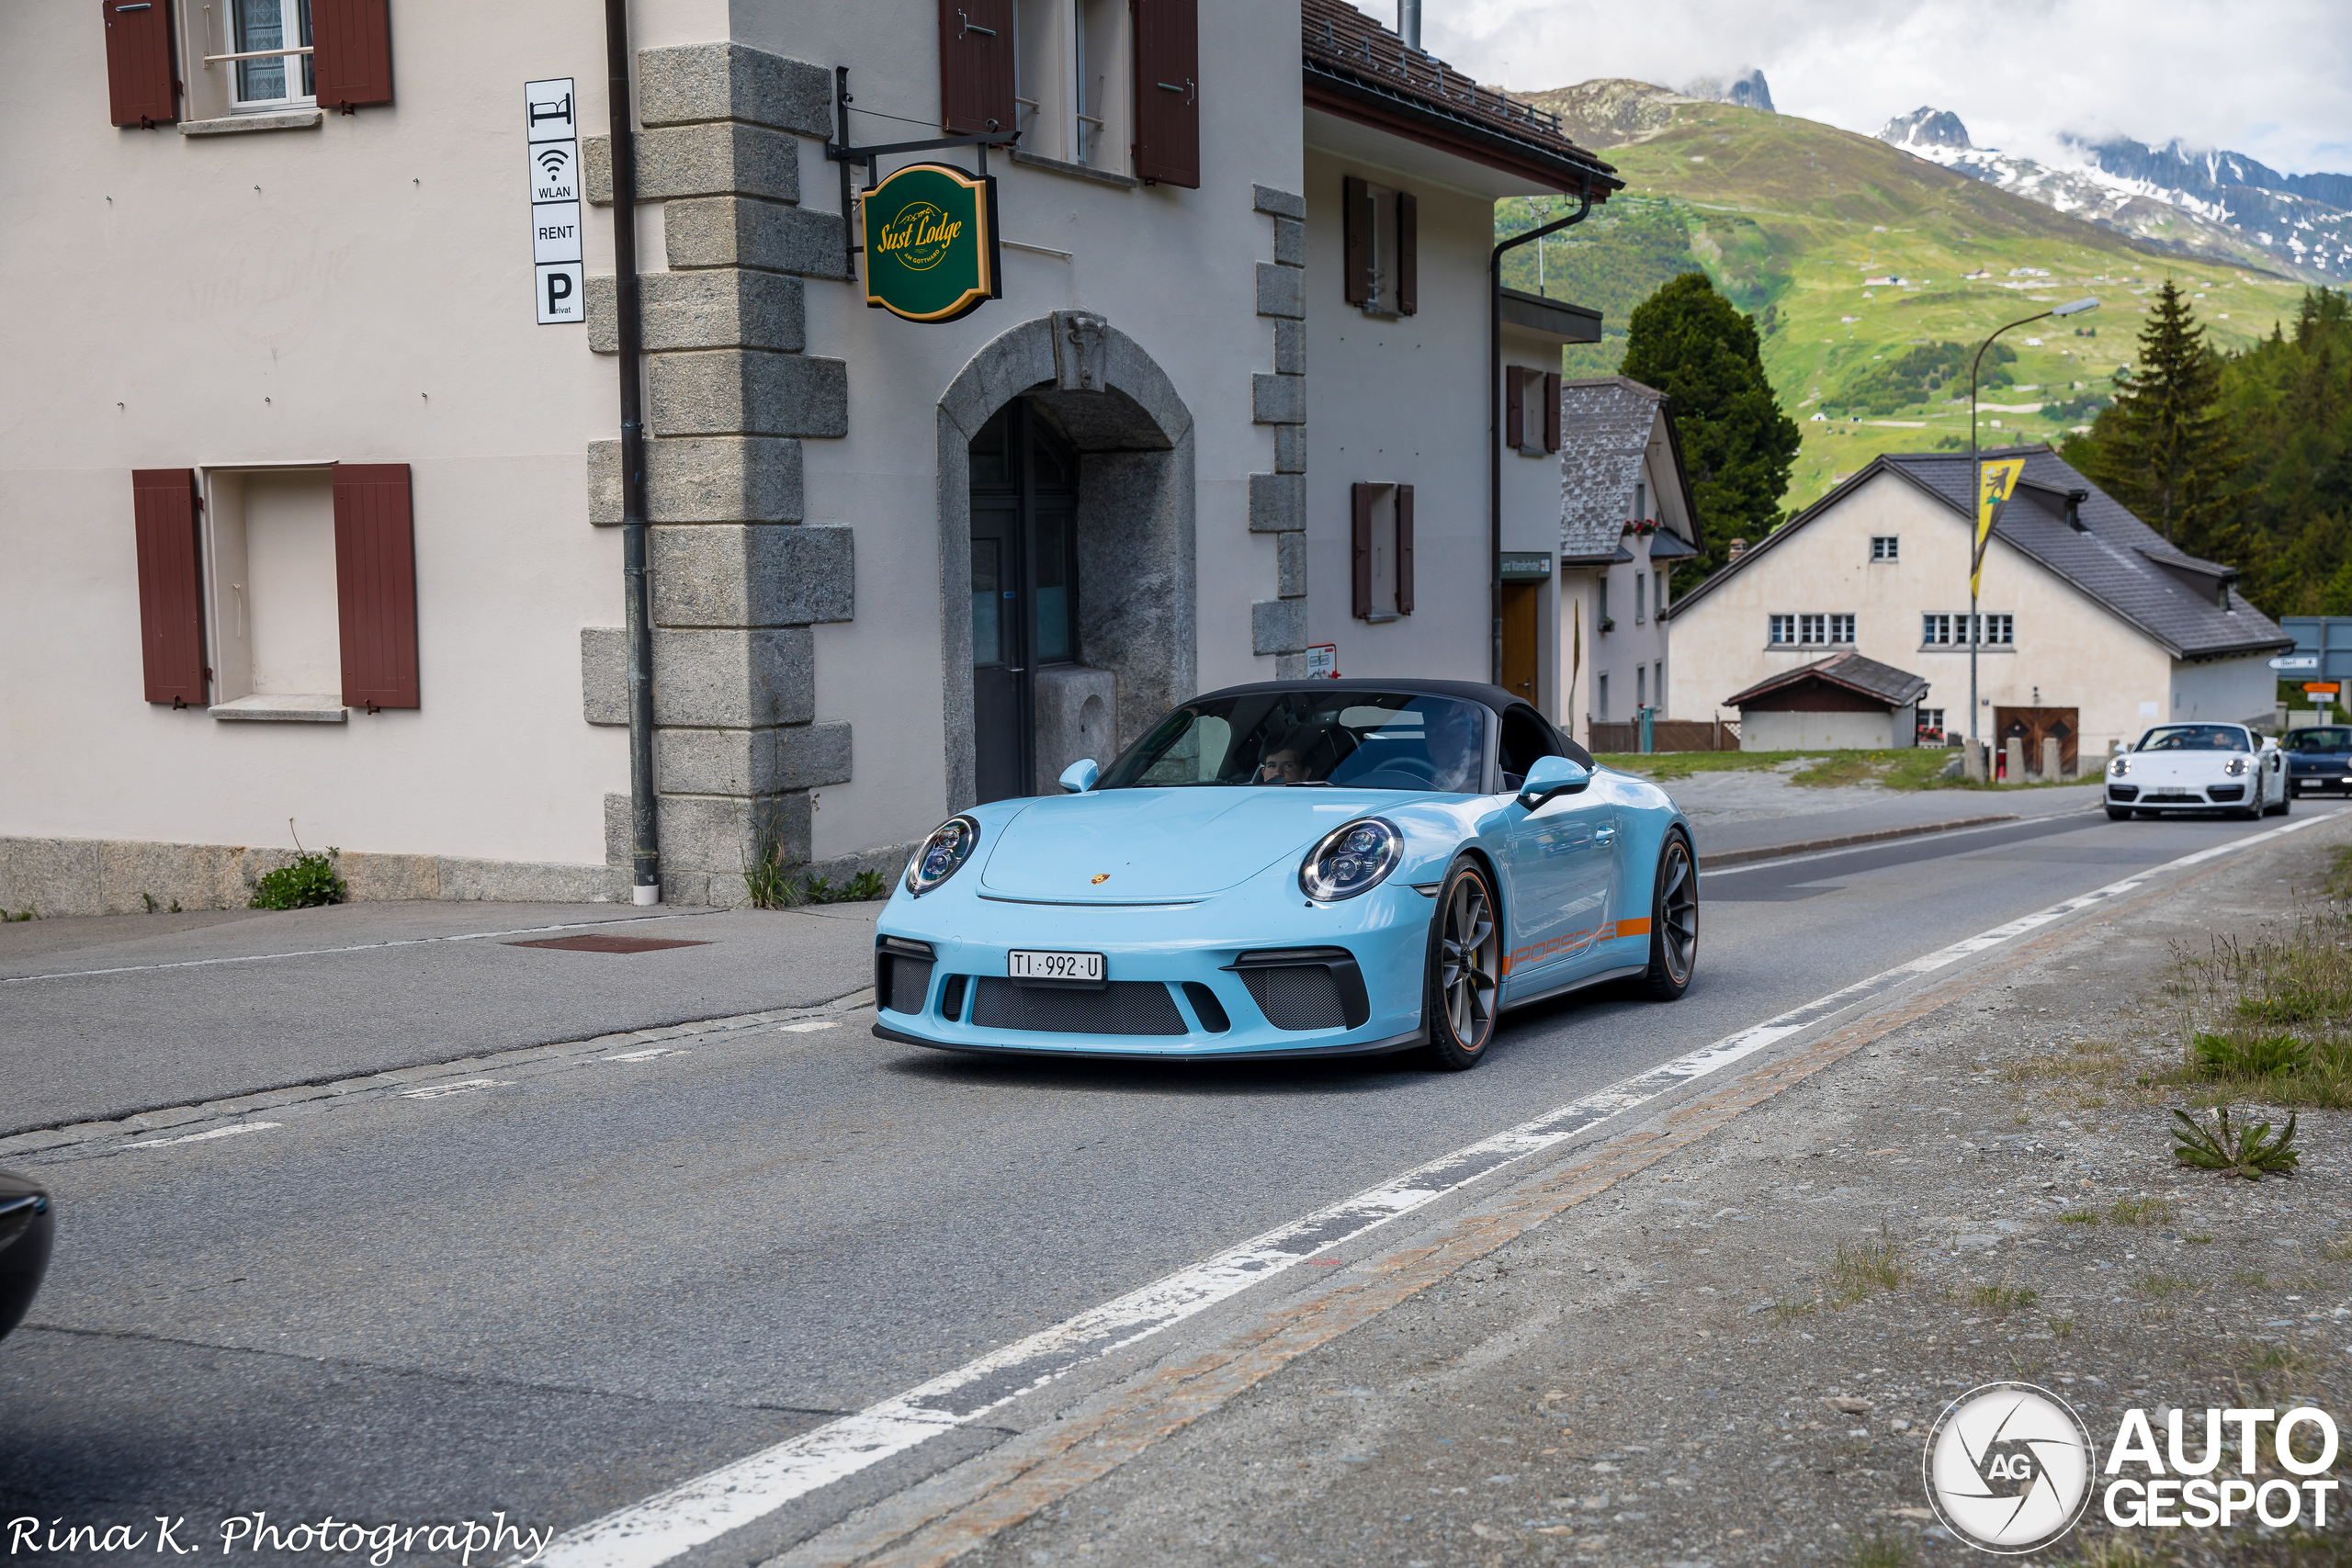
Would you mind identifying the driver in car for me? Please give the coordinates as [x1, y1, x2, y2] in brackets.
[1256, 729, 1314, 784]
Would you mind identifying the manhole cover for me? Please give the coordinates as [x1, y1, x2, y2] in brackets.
[505, 933, 711, 954]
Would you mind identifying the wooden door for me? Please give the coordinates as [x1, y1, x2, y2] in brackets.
[1994, 706, 2080, 775]
[1500, 583, 1539, 707]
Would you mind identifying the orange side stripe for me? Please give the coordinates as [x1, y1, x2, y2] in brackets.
[1616, 916, 1652, 937]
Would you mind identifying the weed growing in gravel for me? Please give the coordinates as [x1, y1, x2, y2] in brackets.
[2239, 1340, 2318, 1373]
[2108, 1196, 2180, 1227]
[2320, 1236, 2352, 1263]
[2046, 1536, 2177, 1568]
[2172, 1104, 2301, 1179]
[1844, 1529, 1916, 1567]
[2060, 1209, 2100, 1225]
[2132, 1274, 2199, 1300]
[1970, 1282, 2041, 1314]
[2185, 1233, 2214, 1245]
[2050, 1312, 2077, 1337]
[1826, 1228, 1912, 1306]
[2164, 919, 2352, 1108]
[2004, 1041, 2124, 1083]
[2232, 1269, 2271, 1288]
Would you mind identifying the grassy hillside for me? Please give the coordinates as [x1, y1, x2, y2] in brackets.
[1501, 94, 2312, 510]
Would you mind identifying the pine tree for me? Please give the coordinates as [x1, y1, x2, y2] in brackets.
[2080, 278, 2237, 556]
[1617, 273, 1801, 577]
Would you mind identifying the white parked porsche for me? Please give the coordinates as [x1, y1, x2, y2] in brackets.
[2105, 722, 2290, 821]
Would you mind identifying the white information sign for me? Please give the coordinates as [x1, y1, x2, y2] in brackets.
[1305, 643, 1340, 680]
[2269, 653, 2320, 671]
[526, 78, 583, 324]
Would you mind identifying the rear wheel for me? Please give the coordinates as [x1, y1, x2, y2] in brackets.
[1422, 857, 1500, 1071]
[1636, 830, 1698, 1000]
[2267, 787, 2291, 817]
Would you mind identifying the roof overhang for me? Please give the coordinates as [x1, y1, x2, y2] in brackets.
[1302, 73, 1620, 198]
[1499, 288, 1601, 344]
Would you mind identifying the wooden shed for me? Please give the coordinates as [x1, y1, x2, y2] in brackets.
[1726, 652, 1930, 751]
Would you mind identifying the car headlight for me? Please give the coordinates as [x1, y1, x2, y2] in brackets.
[2109, 757, 2129, 776]
[906, 816, 981, 896]
[2225, 757, 2249, 777]
[1299, 818, 1403, 902]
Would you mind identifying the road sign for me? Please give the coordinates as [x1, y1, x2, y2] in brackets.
[2304, 682, 2340, 695]
[1305, 644, 1340, 680]
[526, 78, 582, 325]
[2270, 653, 2321, 671]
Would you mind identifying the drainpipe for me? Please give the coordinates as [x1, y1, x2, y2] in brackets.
[605, 0, 659, 905]
[1488, 186, 1591, 683]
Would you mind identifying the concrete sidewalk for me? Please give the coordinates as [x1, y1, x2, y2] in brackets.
[0, 898, 880, 1136]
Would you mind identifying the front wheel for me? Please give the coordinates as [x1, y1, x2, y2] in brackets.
[1636, 830, 1698, 1000]
[1422, 857, 1501, 1071]
[2106, 805, 2133, 821]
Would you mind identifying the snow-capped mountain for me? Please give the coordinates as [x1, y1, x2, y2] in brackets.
[1875, 107, 2352, 281]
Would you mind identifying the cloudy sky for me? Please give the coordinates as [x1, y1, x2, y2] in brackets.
[1355, 0, 2351, 175]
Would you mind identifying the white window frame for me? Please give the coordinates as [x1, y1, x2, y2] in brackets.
[1776, 612, 1854, 647]
[1923, 613, 2013, 647]
[219, 0, 316, 113]
[1597, 671, 1610, 722]
[1769, 613, 1796, 646]
[1828, 613, 1856, 644]
[1635, 572, 1647, 624]
[1871, 536, 1899, 561]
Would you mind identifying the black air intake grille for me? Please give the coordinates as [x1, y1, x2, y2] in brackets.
[972, 979, 1186, 1035]
[2108, 785, 2139, 801]
[884, 954, 934, 1014]
[1241, 964, 1348, 1032]
[1182, 982, 1231, 1033]
[2208, 784, 2245, 802]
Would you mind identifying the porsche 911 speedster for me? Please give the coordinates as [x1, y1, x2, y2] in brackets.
[2104, 721, 2289, 820]
[870, 680, 1698, 1069]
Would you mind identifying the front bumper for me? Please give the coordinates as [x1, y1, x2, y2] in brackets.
[870, 884, 1435, 1058]
[2108, 782, 2245, 807]
[2290, 761, 2352, 794]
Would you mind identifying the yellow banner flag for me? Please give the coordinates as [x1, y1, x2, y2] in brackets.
[1972, 457, 2025, 599]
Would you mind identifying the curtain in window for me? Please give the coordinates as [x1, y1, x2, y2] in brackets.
[235, 0, 314, 103]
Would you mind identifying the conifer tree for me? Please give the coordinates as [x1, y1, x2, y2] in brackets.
[2081, 279, 2237, 556]
[1617, 273, 1801, 577]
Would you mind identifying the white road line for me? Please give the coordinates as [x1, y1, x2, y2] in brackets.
[603, 1048, 688, 1062]
[1, 913, 724, 985]
[395, 1078, 509, 1100]
[776, 1020, 839, 1033]
[528, 810, 2338, 1568]
[124, 1122, 282, 1149]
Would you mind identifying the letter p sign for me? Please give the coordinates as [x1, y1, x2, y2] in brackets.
[537, 261, 584, 325]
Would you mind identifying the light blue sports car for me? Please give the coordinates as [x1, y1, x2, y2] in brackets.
[870, 679, 1698, 1070]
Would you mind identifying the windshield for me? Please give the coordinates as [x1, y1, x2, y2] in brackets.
[2290, 728, 2352, 753]
[1098, 692, 1490, 793]
[2136, 724, 2251, 753]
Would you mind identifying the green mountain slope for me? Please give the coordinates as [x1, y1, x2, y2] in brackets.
[1500, 90, 2311, 510]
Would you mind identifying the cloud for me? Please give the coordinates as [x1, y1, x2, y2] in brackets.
[1351, 0, 2352, 175]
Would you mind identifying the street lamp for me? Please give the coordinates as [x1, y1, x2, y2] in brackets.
[1968, 296, 2097, 765]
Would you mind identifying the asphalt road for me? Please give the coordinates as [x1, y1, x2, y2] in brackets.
[0, 805, 2325, 1563]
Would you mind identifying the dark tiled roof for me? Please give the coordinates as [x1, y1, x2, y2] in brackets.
[1666, 445, 2291, 661]
[1301, 0, 1619, 191]
[1726, 651, 1929, 709]
[1556, 377, 1699, 563]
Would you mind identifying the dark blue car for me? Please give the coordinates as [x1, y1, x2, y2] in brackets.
[2285, 726, 2352, 797]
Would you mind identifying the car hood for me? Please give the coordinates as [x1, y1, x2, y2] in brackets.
[978, 787, 1443, 902]
[2128, 751, 2249, 781]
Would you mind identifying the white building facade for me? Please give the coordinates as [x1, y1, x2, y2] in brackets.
[1662, 446, 2288, 766]
[2, 0, 1619, 912]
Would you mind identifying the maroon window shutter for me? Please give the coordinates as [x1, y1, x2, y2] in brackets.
[1396, 190, 1419, 315]
[1505, 368, 1526, 451]
[1130, 0, 1199, 188]
[104, 0, 180, 127]
[938, 0, 1015, 133]
[1342, 176, 1371, 306]
[1396, 485, 1416, 615]
[1544, 371, 1563, 453]
[333, 463, 420, 709]
[1351, 483, 1374, 619]
[311, 0, 392, 109]
[133, 468, 208, 705]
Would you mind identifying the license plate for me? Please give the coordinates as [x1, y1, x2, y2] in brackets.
[1007, 948, 1104, 983]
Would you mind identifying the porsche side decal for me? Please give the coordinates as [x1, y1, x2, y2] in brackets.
[1504, 915, 1651, 974]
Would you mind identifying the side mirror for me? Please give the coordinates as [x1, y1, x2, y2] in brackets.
[1058, 759, 1101, 795]
[1515, 754, 1590, 811]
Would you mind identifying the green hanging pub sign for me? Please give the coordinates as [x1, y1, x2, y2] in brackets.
[861, 162, 1001, 323]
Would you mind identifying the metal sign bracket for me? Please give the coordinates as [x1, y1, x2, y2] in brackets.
[824, 68, 1017, 280]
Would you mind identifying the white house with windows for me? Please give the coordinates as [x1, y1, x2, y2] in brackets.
[1662, 446, 2289, 767]
[2, 0, 1629, 914]
[1551, 377, 1702, 743]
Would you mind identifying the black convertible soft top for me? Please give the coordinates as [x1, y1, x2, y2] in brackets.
[1193, 678, 1595, 772]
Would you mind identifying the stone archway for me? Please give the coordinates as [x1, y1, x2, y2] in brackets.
[936, 311, 1196, 810]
